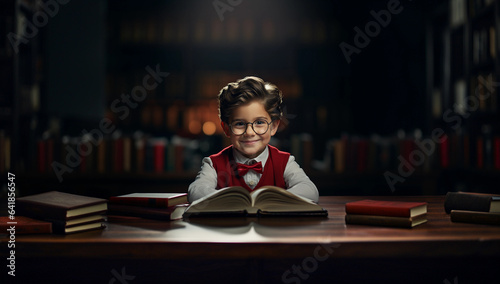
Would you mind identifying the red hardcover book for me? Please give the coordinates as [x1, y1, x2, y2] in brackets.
[463, 134, 470, 167]
[345, 213, 427, 228]
[107, 203, 188, 221]
[109, 193, 188, 208]
[400, 138, 414, 165]
[345, 200, 427, 218]
[0, 216, 53, 234]
[154, 143, 165, 173]
[477, 136, 484, 169]
[439, 135, 449, 168]
[494, 136, 500, 170]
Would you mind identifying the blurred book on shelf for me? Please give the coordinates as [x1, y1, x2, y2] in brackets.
[34, 133, 222, 176]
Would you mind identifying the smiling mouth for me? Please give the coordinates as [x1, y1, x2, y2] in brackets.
[241, 140, 259, 144]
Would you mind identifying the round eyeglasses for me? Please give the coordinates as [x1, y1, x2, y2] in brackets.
[229, 119, 273, 135]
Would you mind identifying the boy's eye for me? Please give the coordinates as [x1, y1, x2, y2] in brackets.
[232, 121, 246, 128]
[254, 119, 267, 125]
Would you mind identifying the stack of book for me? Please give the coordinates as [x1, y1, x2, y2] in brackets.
[345, 199, 428, 228]
[17, 191, 107, 234]
[108, 193, 189, 221]
[444, 192, 500, 226]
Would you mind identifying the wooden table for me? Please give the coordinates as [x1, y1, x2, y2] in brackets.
[2, 196, 500, 283]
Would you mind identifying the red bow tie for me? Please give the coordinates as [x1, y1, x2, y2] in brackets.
[236, 162, 263, 176]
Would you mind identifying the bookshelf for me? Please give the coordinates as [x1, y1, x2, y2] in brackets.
[0, 0, 15, 175]
[0, 0, 43, 175]
[426, 0, 500, 193]
[12, 0, 500, 196]
[16, 0, 437, 196]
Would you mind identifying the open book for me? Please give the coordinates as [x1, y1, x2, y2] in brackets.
[183, 186, 327, 217]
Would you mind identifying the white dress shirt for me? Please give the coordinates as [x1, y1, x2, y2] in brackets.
[188, 146, 319, 203]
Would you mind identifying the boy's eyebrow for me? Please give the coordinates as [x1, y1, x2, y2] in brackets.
[232, 117, 270, 122]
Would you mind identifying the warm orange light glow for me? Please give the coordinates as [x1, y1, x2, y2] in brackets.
[202, 121, 216, 136]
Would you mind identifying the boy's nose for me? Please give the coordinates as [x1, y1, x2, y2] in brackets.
[244, 126, 257, 136]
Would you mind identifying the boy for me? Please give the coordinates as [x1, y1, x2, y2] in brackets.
[188, 76, 319, 203]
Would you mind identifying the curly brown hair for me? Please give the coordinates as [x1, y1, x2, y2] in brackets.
[218, 76, 283, 124]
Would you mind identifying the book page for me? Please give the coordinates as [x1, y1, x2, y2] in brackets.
[186, 186, 252, 213]
[250, 186, 320, 212]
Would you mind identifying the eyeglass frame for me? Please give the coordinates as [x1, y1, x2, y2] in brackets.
[228, 118, 275, 135]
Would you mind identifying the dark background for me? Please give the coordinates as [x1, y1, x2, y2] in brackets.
[3, 0, 500, 196]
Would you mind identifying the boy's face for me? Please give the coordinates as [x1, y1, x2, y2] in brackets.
[222, 101, 279, 159]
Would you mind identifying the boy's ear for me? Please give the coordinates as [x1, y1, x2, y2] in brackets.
[221, 121, 231, 137]
[270, 120, 280, 136]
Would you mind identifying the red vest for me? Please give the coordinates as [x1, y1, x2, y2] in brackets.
[210, 145, 290, 192]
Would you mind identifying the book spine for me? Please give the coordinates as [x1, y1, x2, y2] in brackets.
[37, 140, 46, 173]
[0, 222, 52, 234]
[450, 210, 500, 226]
[16, 201, 67, 221]
[109, 197, 170, 208]
[345, 214, 414, 228]
[107, 204, 184, 221]
[14, 223, 53, 234]
[154, 143, 165, 173]
[345, 204, 412, 217]
[494, 136, 500, 170]
[113, 137, 124, 173]
[439, 135, 449, 168]
[444, 192, 494, 213]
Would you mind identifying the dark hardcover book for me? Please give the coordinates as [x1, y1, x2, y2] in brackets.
[450, 210, 500, 226]
[183, 186, 327, 218]
[108, 203, 188, 221]
[37, 139, 46, 173]
[145, 140, 154, 173]
[56, 221, 105, 234]
[444, 192, 500, 214]
[345, 200, 427, 218]
[113, 137, 124, 173]
[109, 193, 188, 208]
[50, 215, 106, 234]
[17, 191, 108, 221]
[345, 213, 427, 228]
[0, 216, 52, 234]
[50, 214, 106, 228]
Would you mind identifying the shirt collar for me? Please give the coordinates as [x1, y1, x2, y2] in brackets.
[232, 146, 269, 167]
